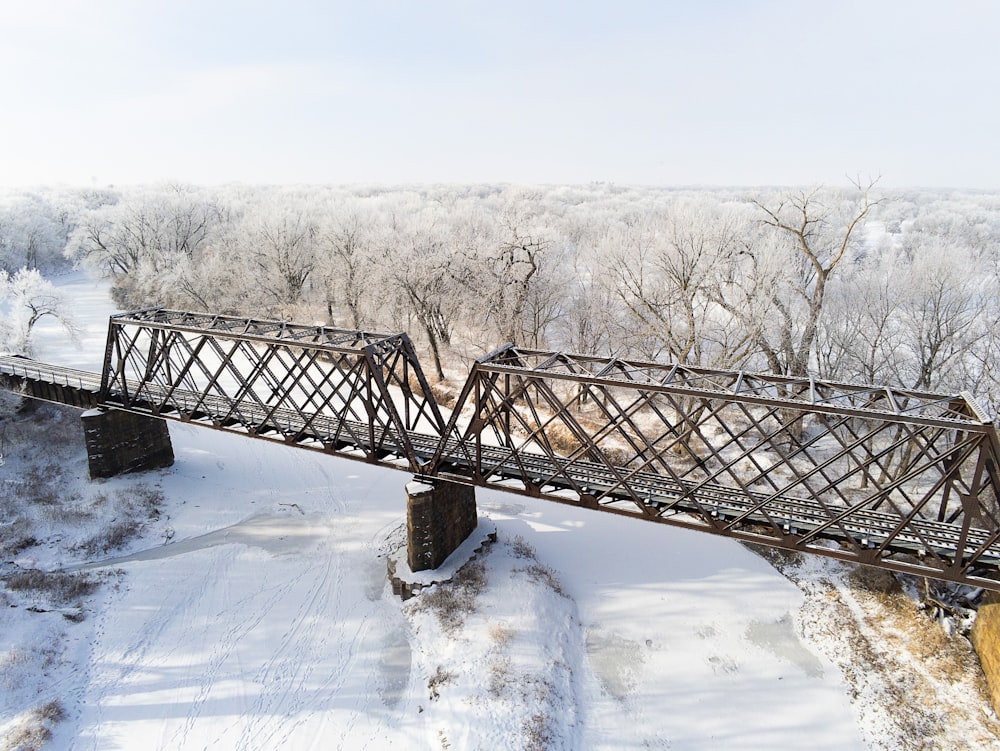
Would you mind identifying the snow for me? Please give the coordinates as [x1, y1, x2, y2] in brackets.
[389, 518, 496, 588]
[405, 480, 435, 495]
[2, 271, 995, 749]
[40, 426, 860, 750]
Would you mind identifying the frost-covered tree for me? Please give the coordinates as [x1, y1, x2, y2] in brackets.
[890, 236, 989, 393]
[448, 195, 560, 349]
[0, 268, 79, 354]
[815, 260, 901, 384]
[315, 202, 379, 328]
[0, 193, 75, 274]
[606, 198, 756, 367]
[375, 207, 465, 380]
[244, 209, 319, 312]
[33, 180, 1000, 415]
[735, 180, 881, 377]
[65, 184, 219, 306]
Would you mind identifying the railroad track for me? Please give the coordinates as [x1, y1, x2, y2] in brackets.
[5, 355, 999, 574]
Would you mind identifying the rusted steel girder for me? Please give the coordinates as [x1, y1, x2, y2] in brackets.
[9, 309, 1000, 590]
[431, 345, 1000, 589]
[98, 309, 448, 472]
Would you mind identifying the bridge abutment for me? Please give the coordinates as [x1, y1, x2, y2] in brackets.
[82, 408, 174, 479]
[406, 477, 477, 572]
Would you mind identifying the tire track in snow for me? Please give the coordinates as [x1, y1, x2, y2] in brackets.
[232, 546, 339, 750]
[169, 548, 330, 750]
[257, 550, 384, 748]
[72, 550, 224, 751]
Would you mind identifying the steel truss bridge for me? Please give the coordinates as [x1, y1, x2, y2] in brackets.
[3, 308, 1000, 590]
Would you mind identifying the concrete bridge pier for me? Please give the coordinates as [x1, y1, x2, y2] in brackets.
[81, 408, 174, 479]
[406, 477, 477, 572]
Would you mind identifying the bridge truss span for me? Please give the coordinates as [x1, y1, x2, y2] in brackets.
[99, 309, 448, 472]
[433, 345, 1000, 588]
[8, 308, 1000, 589]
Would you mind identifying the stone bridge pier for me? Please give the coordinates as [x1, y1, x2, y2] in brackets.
[405, 477, 477, 572]
[81, 408, 174, 479]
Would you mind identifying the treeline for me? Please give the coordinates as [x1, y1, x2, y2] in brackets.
[3, 181, 1000, 409]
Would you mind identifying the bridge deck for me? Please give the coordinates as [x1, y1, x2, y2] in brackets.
[4, 354, 999, 587]
[0, 355, 102, 407]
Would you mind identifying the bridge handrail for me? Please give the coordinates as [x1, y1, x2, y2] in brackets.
[0, 355, 102, 393]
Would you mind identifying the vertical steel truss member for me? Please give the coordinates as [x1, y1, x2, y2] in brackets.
[433, 345, 1000, 588]
[99, 309, 447, 472]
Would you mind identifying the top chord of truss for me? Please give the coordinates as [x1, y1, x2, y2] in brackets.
[110, 308, 398, 351]
[477, 345, 993, 429]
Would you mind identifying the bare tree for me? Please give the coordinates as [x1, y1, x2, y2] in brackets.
[0, 194, 70, 273]
[746, 178, 881, 377]
[250, 212, 319, 310]
[892, 239, 984, 392]
[607, 200, 755, 368]
[815, 260, 901, 384]
[316, 206, 376, 328]
[376, 212, 464, 381]
[65, 184, 219, 306]
[450, 200, 553, 348]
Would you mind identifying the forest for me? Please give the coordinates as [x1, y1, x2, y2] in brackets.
[2, 180, 999, 411]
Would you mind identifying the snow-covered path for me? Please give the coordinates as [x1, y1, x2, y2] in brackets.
[66, 427, 424, 750]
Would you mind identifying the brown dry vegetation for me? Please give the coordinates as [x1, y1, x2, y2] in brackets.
[407, 557, 487, 634]
[0, 700, 65, 751]
[758, 548, 1000, 750]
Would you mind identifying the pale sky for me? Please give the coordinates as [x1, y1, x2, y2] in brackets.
[1, 0, 997, 189]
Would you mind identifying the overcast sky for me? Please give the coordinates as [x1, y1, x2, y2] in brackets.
[1, 1, 997, 189]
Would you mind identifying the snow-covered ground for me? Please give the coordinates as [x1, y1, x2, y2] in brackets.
[2, 273, 998, 749]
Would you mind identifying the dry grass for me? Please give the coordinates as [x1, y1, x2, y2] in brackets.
[1, 399, 163, 568]
[0, 692, 64, 751]
[489, 623, 515, 647]
[1, 723, 51, 751]
[744, 541, 805, 569]
[33, 701, 64, 725]
[78, 518, 141, 557]
[429, 380, 459, 409]
[427, 666, 454, 701]
[76, 484, 165, 557]
[509, 535, 535, 559]
[848, 567, 988, 698]
[0, 648, 34, 694]
[758, 550, 1000, 749]
[521, 563, 567, 598]
[404, 371, 460, 410]
[837, 588, 941, 742]
[0, 397, 81, 460]
[514, 410, 638, 471]
[4, 569, 99, 605]
[525, 710, 555, 751]
[487, 654, 513, 698]
[0, 518, 36, 558]
[544, 422, 584, 456]
[508, 536, 567, 597]
[0, 397, 128, 747]
[409, 558, 487, 633]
